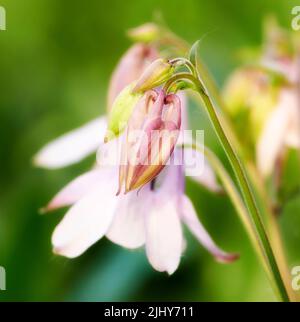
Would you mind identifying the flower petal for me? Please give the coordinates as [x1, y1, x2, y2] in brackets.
[107, 44, 158, 109]
[34, 117, 107, 169]
[52, 170, 118, 258]
[145, 195, 183, 274]
[106, 188, 149, 249]
[256, 94, 289, 177]
[182, 147, 221, 192]
[45, 168, 112, 212]
[284, 91, 300, 148]
[181, 195, 238, 263]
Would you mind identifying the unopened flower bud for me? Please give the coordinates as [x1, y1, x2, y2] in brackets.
[133, 59, 175, 93]
[105, 83, 143, 142]
[127, 23, 161, 43]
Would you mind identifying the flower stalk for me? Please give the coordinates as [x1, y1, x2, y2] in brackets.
[190, 74, 290, 302]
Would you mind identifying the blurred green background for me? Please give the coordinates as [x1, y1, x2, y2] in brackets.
[0, 0, 299, 301]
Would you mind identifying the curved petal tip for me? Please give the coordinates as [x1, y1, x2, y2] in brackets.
[214, 252, 240, 264]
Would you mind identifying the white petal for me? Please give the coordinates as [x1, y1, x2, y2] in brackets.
[106, 190, 147, 249]
[145, 196, 183, 275]
[96, 136, 123, 167]
[181, 195, 238, 263]
[34, 117, 107, 169]
[182, 147, 221, 192]
[45, 168, 112, 211]
[256, 97, 289, 177]
[52, 171, 118, 258]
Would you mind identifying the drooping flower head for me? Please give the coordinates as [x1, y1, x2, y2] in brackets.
[34, 24, 238, 275]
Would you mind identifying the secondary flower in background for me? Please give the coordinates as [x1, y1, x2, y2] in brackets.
[223, 31, 300, 178]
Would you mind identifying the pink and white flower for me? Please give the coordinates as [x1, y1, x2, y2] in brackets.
[34, 41, 237, 274]
[35, 92, 236, 274]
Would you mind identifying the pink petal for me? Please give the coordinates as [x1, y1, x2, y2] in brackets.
[52, 170, 119, 258]
[107, 44, 158, 109]
[34, 117, 107, 169]
[145, 195, 183, 274]
[45, 168, 112, 212]
[181, 195, 238, 263]
[106, 189, 148, 249]
[155, 159, 185, 196]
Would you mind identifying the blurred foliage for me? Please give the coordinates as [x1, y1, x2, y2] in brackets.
[0, 0, 299, 301]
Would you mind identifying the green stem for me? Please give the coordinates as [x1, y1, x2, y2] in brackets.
[193, 78, 289, 302]
[189, 55, 295, 300]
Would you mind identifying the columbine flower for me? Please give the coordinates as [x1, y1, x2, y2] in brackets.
[35, 31, 237, 274]
[36, 84, 236, 273]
